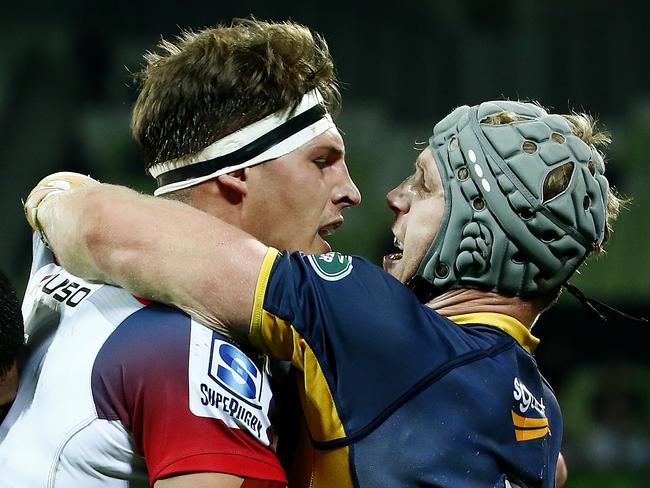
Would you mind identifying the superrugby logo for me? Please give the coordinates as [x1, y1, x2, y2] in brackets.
[208, 337, 263, 409]
[307, 252, 353, 281]
[189, 325, 272, 444]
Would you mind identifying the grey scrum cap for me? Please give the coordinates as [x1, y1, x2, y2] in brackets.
[416, 100, 609, 296]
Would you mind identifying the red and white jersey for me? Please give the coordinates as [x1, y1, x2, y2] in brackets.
[0, 237, 286, 487]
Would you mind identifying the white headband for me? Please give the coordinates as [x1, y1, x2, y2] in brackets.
[149, 89, 335, 196]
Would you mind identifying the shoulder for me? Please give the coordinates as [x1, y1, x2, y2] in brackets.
[92, 304, 193, 388]
[264, 251, 414, 318]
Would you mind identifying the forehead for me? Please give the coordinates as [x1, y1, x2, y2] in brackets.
[301, 127, 345, 155]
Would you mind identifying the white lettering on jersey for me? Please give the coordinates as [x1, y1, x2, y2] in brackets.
[25, 265, 100, 315]
[513, 377, 546, 416]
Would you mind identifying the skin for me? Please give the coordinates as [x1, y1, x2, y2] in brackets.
[31, 144, 564, 486]
[240, 128, 360, 255]
[384, 147, 446, 283]
[35, 147, 537, 332]
[556, 452, 568, 487]
[183, 128, 359, 257]
[25, 129, 360, 488]
[384, 147, 543, 328]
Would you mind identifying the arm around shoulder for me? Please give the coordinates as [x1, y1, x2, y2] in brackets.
[36, 182, 267, 338]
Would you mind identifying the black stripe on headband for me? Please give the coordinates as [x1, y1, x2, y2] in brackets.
[155, 104, 327, 188]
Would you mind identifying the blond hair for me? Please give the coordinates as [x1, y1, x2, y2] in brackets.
[131, 18, 341, 170]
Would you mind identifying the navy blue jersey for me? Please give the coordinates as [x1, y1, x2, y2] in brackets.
[249, 249, 562, 487]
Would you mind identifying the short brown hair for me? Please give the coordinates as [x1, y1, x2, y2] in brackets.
[132, 18, 341, 170]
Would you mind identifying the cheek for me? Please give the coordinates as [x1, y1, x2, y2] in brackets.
[408, 201, 444, 249]
[430, 203, 445, 237]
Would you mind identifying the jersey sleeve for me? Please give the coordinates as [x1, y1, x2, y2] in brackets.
[91, 304, 286, 486]
[248, 248, 469, 442]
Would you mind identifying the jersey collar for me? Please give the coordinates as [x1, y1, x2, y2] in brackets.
[447, 312, 540, 354]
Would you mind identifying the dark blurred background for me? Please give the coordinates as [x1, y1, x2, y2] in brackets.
[1, 1, 649, 486]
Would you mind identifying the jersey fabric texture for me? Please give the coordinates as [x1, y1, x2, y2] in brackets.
[249, 249, 562, 488]
[0, 237, 286, 487]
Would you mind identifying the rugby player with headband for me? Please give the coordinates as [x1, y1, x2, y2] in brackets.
[4, 19, 361, 488]
[150, 88, 335, 196]
[22, 99, 629, 487]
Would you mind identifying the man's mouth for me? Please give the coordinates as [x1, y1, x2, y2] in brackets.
[318, 219, 343, 238]
[385, 235, 404, 262]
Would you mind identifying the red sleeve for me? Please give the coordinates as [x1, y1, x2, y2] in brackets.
[144, 407, 285, 483]
[91, 304, 287, 485]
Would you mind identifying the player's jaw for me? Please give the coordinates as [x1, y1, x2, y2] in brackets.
[384, 218, 439, 284]
[383, 228, 419, 283]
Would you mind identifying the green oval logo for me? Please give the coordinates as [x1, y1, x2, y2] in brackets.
[307, 253, 353, 281]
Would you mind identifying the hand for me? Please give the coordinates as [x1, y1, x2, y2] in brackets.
[24, 172, 99, 232]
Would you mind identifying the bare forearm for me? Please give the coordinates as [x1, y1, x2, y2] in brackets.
[37, 184, 266, 336]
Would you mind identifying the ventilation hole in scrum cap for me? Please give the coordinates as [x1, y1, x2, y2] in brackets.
[541, 231, 558, 243]
[551, 132, 566, 144]
[542, 162, 574, 203]
[472, 198, 485, 211]
[583, 195, 591, 210]
[522, 141, 538, 154]
[511, 252, 526, 264]
[435, 263, 449, 278]
[519, 208, 535, 220]
[457, 167, 469, 180]
[588, 161, 596, 176]
[448, 138, 459, 151]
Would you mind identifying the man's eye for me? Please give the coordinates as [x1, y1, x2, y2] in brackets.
[313, 158, 329, 168]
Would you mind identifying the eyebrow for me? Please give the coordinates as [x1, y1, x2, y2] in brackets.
[303, 135, 345, 155]
[312, 144, 344, 158]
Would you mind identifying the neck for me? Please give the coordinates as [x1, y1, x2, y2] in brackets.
[426, 288, 542, 330]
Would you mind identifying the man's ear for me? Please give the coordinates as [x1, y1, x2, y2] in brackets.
[216, 170, 247, 201]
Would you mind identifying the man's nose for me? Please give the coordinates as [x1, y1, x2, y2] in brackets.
[386, 183, 409, 216]
[333, 162, 361, 207]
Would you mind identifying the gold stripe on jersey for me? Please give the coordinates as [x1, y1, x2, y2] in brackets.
[290, 421, 353, 488]
[512, 410, 551, 442]
[254, 307, 347, 442]
[448, 312, 540, 354]
[511, 411, 549, 429]
[249, 247, 279, 343]
[249, 248, 353, 487]
[514, 426, 551, 442]
[251, 249, 342, 436]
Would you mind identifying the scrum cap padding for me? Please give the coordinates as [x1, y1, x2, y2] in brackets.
[417, 100, 609, 296]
